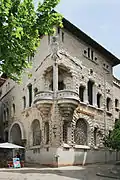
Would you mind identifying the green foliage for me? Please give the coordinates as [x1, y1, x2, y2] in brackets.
[104, 120, 120, 150]
[0, 0, 62, 81]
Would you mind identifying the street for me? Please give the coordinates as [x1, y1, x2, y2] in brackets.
[0, 164, 116, 180]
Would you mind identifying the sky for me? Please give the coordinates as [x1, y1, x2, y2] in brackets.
[35, 0, 120, 79]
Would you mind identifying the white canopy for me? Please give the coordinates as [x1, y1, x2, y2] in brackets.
[0, 142, 25, 149]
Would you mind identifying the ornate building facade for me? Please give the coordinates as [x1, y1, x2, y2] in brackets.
[0, 17, 120, 166]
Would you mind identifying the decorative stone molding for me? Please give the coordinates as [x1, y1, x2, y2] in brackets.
[34, 91, 54, 104]
[57, 90, 79, 121]
[59, 50, 82, 70]
[36, 103, 52, 118]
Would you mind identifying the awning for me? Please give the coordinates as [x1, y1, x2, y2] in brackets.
[0, 142, 25, 149]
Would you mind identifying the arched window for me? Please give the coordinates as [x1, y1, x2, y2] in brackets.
[32, 120, 41, 146]
[44, 122, 49, 144]
[106, 97, 112, 111]
[74, 119, 87, 145]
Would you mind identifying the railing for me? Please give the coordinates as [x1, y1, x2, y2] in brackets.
[34, 91, 54, 104]
[34, 90, 79, 104]
[57, 90, 79, 101]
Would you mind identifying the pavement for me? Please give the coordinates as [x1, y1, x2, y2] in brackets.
[0, 164, 119, 180]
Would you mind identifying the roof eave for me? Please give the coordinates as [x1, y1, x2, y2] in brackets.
[62, 18, 120, 67]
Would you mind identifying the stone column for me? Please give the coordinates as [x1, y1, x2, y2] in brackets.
[53, 63, 58, 93]
[51, 36, 59, 97]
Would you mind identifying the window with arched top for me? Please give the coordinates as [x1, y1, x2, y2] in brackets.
[44, 122, 49, 144]
[32, 119, 41, 146]
[106, 97, 112, 111]
[74, 119, 87, 145]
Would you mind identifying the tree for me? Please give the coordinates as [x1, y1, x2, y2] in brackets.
[0, 0, 62, 81]
[104, 120, 120, 151]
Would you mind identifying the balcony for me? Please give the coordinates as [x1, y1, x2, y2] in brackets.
[57, 90, 79, 104]
[34, 91, 54, 117]
[33, 90, 79, 118]
[57, 90, 79, 120]
[34, 91, 54, 104]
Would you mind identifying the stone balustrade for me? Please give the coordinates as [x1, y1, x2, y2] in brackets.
[57, 90, 79, 101]
[34, 90, 79, 104]
[34, 91, 54, 104]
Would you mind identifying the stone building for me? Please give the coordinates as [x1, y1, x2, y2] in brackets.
[0, 17, 120, 166]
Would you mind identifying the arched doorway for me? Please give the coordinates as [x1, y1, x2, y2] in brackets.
[10, 123, 23, 145]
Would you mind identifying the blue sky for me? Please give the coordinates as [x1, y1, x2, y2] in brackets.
[35, 0, 120, 79]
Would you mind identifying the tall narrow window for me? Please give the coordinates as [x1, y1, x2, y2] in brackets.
[106, 97, 111, 111]
[97, 93, 101, 108]
[88, 48, 90, 58]
[91, 50, 94, 60]
[88, 80, 94, 105]
[79, 86, 85, 102]
[12, 104, 15, 116]
[28, 84, 32, 107]
[23, 96, 26, 109]
[115, 99, 119, 108]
